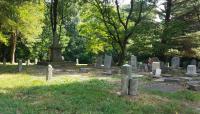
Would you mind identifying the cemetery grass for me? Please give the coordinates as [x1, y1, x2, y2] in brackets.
[0, 65, 200, 114]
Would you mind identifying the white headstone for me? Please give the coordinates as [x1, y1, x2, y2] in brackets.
[76, 58, 79, 65]
[61, 56, 64, 61]
[155, 68, 162, 77]
[35, 58, 38, 64]
[186, 65, 197, 76]
[171, 57, 180, 69]
[46, 64, 53, 81]
[130, 55, 137, 72]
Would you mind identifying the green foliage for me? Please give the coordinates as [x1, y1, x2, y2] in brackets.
[18, 2, 45, 44]
[78, 4, 109, 54]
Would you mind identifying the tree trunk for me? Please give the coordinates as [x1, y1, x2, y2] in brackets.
[10, 32, 17, 64]
[50, 0, 63, 62]
[118, 44, 126, 66]
[51, 33, 62, 62]
[159, 0, 172, 62]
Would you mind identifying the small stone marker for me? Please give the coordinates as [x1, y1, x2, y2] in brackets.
[121, 64, 138, 96]
[76, 58, 79, 65]
[186, 65, 198, 76]
[34, 58, 38, 64]
[130, 55, 137, 72]
[171, 57, 180, 69]
[18, 60, 23, 72]
[46, 64, 53, 81]
[61, 56, 64, 61]
[79, 68, 91, 73]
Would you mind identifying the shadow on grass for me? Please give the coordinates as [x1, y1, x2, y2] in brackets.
[0, 79, 198, 114]
[0, 65, 47, 77]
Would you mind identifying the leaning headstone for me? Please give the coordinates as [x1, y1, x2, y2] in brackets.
[3, 58, 6, 66]
[130, 55, 137, 72]
[18, 60, 23, 72]
[171, 57, 180, 69]
[96, 56, 103, 68]
[186, 65, 198, 76]
[191, 59, 197, 65]
[152, 62, 160, 74]
[34, 58, 38, 64]
[46, 64, 53, 81]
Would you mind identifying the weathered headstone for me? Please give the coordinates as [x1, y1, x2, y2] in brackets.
[18, 60, 23, 72]
[46, 64, 53, 81]
[34, 58, 38, 64]
[191, 59, 197, 65]
[104, 55, 112, 69]
[130, 55, 137, 72]
[186, 65, 197, 76]
[171, 57, 180, 69]
[103, 55, 112, 75]
[121, 64, 138, 96]
[144, 63, 148, 72]
[129, 78, 138, 96]
[96, 56, 103, 68]
[121, 64, 132, 77]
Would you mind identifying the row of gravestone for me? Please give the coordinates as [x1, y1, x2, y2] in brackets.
[95, 55, 200, 77]
[17, 60, 52, 81]
[2, 58, 38, 66]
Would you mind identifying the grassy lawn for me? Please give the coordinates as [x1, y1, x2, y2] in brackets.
[0, 65, 200, 114]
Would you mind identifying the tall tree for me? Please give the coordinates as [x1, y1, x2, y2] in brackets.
[91, 0, 157, 65]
